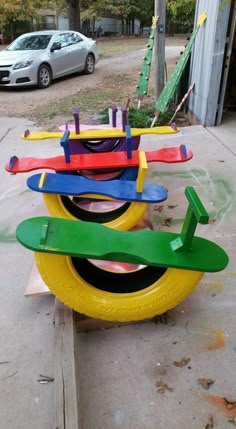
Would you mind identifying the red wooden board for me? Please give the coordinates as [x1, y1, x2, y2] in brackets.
[6, 147, 193, 174]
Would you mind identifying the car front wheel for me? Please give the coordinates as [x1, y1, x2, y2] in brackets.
[84, 54, 95, 74]
[37, 64, 52, 89]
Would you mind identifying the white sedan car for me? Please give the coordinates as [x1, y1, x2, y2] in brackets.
[0, 30, 99, 89]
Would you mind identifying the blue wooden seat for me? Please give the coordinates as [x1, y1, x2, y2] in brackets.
[27, 172, 168, 204]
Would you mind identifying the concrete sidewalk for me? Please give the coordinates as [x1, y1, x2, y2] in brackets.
[0, 119, 59, 429]
[207, 111, 236, 156]
[0, 118, 235, 429]
[76, 124, 236, 428]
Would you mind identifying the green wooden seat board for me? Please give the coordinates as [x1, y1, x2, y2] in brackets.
[16, 216, 228, 273]
[154, 11, 207, 114]
[16, 187, 228, 273]
[136, 16, 158, 98]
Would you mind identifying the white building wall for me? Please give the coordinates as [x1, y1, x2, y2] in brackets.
[58, 16, 69, 31]
[134, 18, 140, 35]
[95, 17, 121, 34]
[95, 16, 140, 35]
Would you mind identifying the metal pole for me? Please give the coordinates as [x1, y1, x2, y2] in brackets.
[154, 0, 166, 98]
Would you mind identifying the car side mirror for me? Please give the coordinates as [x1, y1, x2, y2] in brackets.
[50, 42, 61, 52]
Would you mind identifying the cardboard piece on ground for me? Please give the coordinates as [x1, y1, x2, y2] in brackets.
[24, 263, 50, 296]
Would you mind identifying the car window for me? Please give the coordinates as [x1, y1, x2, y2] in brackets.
[53, 33, 73, 48]
[7, 35, 52, 51]
[67, 33, 83, 44]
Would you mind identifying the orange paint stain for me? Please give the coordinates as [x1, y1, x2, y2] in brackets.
[207, 330, 225, 351]
[206, 395, 236, 416]
[202, 282, 223, 294]
[191, 328, 226, 352]
[227, 272, 236, 278]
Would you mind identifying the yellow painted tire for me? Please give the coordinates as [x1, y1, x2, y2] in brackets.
[43, 193, 148, 231]
[35, 252, 204, 322]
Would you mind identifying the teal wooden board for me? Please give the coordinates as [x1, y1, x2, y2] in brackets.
[136, 23, 157, 96]
[16, 217, 229, 273]
[155, 22, 203, 113]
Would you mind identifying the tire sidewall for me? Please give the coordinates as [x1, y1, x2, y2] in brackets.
[36, 252, 204, 322]
[43, 193, 148, 231]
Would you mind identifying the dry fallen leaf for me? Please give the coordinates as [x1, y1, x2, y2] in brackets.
[154, 205, 164, 212]
[159, 369, 167, 375]
[161, 217, 172, 227]
[205, 416, 214, 428]
[197, 378, 215, 390]
[228, 416, 236, 425]
[156, 381, 173, 394]
[167, 204, 178, 209]
[208, 218, 216, 224]
[224, 398, 236, 410]
[154, 313, 176, 326]
[173, 357, 191, 367]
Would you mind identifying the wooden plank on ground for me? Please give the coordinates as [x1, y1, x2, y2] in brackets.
[54, 300, 81, 429]
[74, 313, 156, 332]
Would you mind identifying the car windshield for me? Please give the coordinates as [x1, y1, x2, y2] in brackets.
[7, 34, 52, 51]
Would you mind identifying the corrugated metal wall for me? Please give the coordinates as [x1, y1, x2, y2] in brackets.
[189, 0, 231, 126]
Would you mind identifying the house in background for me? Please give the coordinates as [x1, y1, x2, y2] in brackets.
[34, 10, 140, 37]
[92, 14, 141, 36]
[188, 0, 236, 126]
[33, 9, 69, 32]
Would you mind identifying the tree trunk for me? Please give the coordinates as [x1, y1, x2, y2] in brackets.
[92, 18, 95, 39]
[67, 0, 80, 31]
[126, 19, 129, 36]
[10, 21, 17, 41]
[132, 19, 134, 35]
[121, 19, 124, 35]
[127, 19, 130, 36]
[81, 19, 90, 37]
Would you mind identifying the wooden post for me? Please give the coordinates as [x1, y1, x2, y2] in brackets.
[154, 0, 166, 98]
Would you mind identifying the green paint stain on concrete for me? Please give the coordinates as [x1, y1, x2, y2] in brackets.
[114, 409, 128, 426]
[150, 169, 235, 225]
[168, 218, 183, 225]
[151, 214, 183, 225]
[210, 179, 235, 222]
[0, 227, 17, 243]
[151, 169, 206, 179]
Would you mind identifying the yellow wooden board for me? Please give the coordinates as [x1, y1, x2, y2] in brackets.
[21, 126, 179, 141]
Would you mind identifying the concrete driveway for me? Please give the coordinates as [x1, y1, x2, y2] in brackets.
[0, 40, 184, 118]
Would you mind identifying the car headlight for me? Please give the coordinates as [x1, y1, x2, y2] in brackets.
[13, 60, 33, 70]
